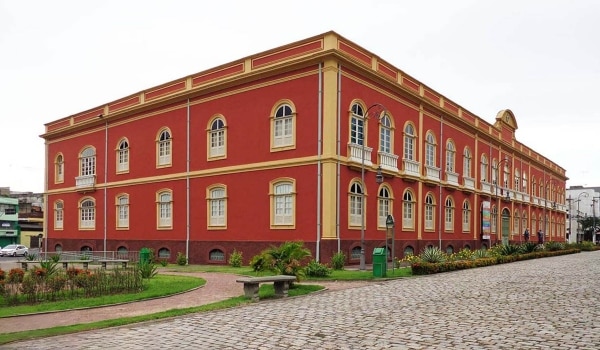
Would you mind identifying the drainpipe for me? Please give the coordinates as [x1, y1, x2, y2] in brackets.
[186, 99, 190, 262]
[336, 64, 342, 253]
[438, 115, 443, 249]
[316, 62, 323, 262]
[103, 116, 108, 256]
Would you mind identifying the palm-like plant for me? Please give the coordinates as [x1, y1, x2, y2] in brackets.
[419, 246, 446, 263]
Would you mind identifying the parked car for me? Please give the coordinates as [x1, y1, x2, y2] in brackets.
[0, 244, 28, 257]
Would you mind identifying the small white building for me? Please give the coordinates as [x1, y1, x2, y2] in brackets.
[566, 186, 600, 243]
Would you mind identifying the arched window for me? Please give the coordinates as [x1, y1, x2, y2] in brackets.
[117, 139, 129, 172]
[402, 189, 415, 229]
[378, 186, 391, 228]
[444, 197, 454, 231]
[209, 117, 226, 157]
[54, 201, 64, 229]
[55, 154, 64, 183]
[208, 186, 226, 227]
[158, 248, 170, 259]
[514, 169, 521, 193]
[157, 129, 172, 166]
[80, 147, 96, 177]
[403, 246, 414, 258]
[462, 200, 471, 232]
[349, 181, 364, 227]
[79, 198, 95, 229]
[157, 190, 172, 228]
[351, 246, 361, 260]
[480, 154, 489, 182]
[350, 103, 365, 146]
[522, 173, 528, 193]
[403, 123, 415, 161]
[209, 249, 225, 262]
[273, 104, 294, 148]
[116, 194, 129, 228]
[379, 114, 392, 154]
[463, 148, 472, 178]
[425, 193, 435, 230]
[425, 132, 436, 167]
[445, 140, 455, 173]
[272, 180, 295, 226]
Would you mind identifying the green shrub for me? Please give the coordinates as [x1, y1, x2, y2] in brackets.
[138, 261, 158, 279]
[545, 241, 564, 251]
[520, 242, 538, 253]
[228, 249, 243, 268]
[472, 249, 489, 259]
[305, 259, 332, 277]
[159, 258, 169, 267]
[419, 246, 446, 263]
[330, 251, 346, 270]
[496, 244, 523, 256]
[250, 241, 311, 280]
[176, 252, 187, 266]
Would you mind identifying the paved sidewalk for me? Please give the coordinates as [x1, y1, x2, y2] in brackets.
[0, 269, 370, 334]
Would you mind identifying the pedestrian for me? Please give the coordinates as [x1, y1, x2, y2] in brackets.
[537, 229, 543, 243]
[524, 228, 530, 242]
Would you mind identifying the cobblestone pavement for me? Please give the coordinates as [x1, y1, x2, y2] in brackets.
[3, 252, 600, 349]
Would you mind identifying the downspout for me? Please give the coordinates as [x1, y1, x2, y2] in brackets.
[43, 140, 48, 258]
[103, 117, 108, 256]
[438, 115, 443, 249]
[186, 99, 190, 262]
[336, 64, 342, 252]
[316, 62, 323, 262]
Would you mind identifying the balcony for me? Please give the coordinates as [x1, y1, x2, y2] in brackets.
[347, 143, 373, 167]
[378, 151, 399, 172]
[403, 158, 420, 178]
[445, 171, 459, 187]
[75, 175, 96, 192]
[463, 176, 475, 191]
[424, 165, 440, 184]
[480, 180, 492, 194]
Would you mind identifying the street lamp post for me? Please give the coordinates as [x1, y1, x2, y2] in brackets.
[577, 192, 589, 243]
[566, 195, 574, 243]
[386, 214, 395, 273]
[359, 103, 387, 271]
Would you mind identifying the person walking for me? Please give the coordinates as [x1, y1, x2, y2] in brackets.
[524, 228, 530, 242]
[537, 229, 543, 244]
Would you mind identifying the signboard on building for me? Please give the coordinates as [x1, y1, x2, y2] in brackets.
[482, 200, 491, 240]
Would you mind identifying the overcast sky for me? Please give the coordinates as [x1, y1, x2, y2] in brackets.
[1, 0, 598, 194]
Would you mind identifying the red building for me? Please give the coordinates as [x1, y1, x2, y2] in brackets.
[41, 31, 567, 265]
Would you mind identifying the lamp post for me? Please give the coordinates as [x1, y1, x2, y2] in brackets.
[592, 197, 599, 244]
[385, 214, 395, 273]
[566, 195, 573, 243]
[359, 103, 387, 271]
[577, 192, 589, 243]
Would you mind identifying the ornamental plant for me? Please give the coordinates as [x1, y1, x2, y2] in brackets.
[228, 249, 243, 268]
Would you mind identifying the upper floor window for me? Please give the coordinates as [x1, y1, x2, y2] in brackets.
[531, 177, 537, 197]
[444, 197, 454, 231]
[402, 189, 415, 229]
[80, 147, 96, 176]
[55, 154, 64, 183]
[503, 163, 510, 188]
[445, 140, 455, 173]
[491, 159, 498, 185]
[79, 198, 95, 229]
[54, 201, 64, 229]
[271, 180, 295, 227]
[157, 129, 172, 167]
[425, 132, 436, 167]
[463, 148, 472, 178]
[425, 193, 435, 230]
[350, 103, 365, 146]
[403, 123, 416, 161]
[349, 181, 364, 227]
[116, 194, 129, 228]
[514, 169, 521, 192]
[462, 200, 471, 232]
[272, 104, 295, 149]
[157, 190, 172, 228]
[379, 114, 392, 154]
[480, 154, 489, 182]
[209, 117, 226, 158]
[377, 186, 392, 228]
[117, 139, 129, 173]
[522, 173, 528, 193]
[208, 186, 227, 227]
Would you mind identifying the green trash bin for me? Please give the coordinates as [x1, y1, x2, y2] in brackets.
[139, 248, 151, 264]
[372, 247, 387, 277]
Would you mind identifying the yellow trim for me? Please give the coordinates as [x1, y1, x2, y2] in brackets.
[269, 178, 296, 229]
[206, 184, 228, 229]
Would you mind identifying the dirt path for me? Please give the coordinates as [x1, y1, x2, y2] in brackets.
[0, 272, 370, 334]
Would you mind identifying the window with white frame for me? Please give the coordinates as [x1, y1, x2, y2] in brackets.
[445, 140, 455, 173]
[80, 147, 96, 177]
[463, 148, 472, 178]
[157, 191, 172, 228]
[349, 181, 364, 227]
[157, 129, 172, 166]
[531, 178, 536, 197]
[55, 201, 63, 229]
[379, 114, 391, 154]
[522, 212, 528, 234]
[531, 214, 537, 234]
[402, 190, 414, 229]
[514, 169, 520, 193]
[403, 123, 415, 161]
[425, 132, 436, 167]
[79, 198, 95, 229]
[462, 200, 470, 232]
[117, 139, 129, 173]
[504, 163, 510, 188]
[444, 197, 454, 231]
[350, 103, 365, 146]
[273, 181, 294, 226]
[514, 211, 520, 235]
[117, 195, 129, 228]
[273, 104, 294, 148]
[491, 159, 498, 184]
[522, 173, 528, 193]
[481, 154, 489, 182]
[425, 193, 435, 230]
[377, 186, 391, 228]
[55, 154, 64, 183]
[209, 118, 226, 157]
[209, 186, 226, 227]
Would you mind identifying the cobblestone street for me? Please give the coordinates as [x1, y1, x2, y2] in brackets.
[2, 252, 599, 349]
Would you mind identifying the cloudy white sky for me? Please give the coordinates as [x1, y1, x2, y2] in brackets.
[1, 0, 598, 194]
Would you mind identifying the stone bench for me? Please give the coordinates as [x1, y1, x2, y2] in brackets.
[19, 260, 91, 270]
[98, 259, 129, 269]
[235, 275, 297, 302]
